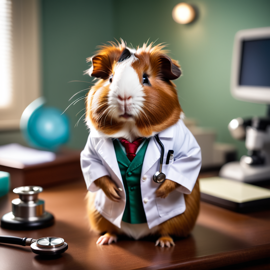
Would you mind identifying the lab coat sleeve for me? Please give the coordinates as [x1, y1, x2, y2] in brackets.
[80, 135, 110, 192]
[166, 120, 201, 194]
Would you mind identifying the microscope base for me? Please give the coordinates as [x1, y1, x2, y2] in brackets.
[219, 161, 270, 183]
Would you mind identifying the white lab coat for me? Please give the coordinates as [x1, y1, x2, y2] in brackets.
[81, 119, 201, 229]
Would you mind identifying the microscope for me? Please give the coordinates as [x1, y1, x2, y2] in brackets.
[219, 27, 270, 183]
[220, 114, 270, 182]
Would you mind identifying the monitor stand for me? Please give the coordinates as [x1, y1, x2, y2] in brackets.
[219, 105, 270, 183]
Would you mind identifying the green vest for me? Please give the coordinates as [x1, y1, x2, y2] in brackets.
[113, 139, 150, 224]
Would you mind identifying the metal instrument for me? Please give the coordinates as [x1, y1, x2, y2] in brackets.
[1, 186, 54, 230]
[0, 235, 68, 256]
[153, 135, 166, 184]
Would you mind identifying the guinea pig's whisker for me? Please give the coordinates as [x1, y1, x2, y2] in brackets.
[76, 108, 86, 116]
[95, 106, 110, 121]
[90, 102, 107, 112]
[110, 114, 113, 126]
[135, 108, 150, 130]
[62, 103, 75, 115]
[75, 112, 86, 127]
[69, 88, 89, 101]
[69, 80, 92, 84]
[97, 106, 110, 124]
[138, 107, 151, 127]
[73, 96, 86, 106]
[137, 114, 151, 132]
[103, 109, 111, 126]
[62, 96, 86, 114]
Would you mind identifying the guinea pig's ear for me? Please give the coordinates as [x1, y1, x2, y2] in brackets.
[87, 54, 112, 80]
[158, 55, 181, 81]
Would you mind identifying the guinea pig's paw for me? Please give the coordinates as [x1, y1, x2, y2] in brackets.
[156, 179, 179, 199]
[155, 236, 175, 248]
[96, 233, 117, 245]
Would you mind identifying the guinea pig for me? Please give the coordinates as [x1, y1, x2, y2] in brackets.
[80, 40, 201, 247]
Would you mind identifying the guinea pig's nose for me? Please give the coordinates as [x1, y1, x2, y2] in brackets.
[117, 95, 132, 102]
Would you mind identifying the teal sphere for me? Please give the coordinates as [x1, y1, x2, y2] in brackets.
[21, 98, 69, 151]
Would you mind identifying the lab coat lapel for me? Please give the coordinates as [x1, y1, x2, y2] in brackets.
[96, 138, 122, 182]
[141, 137, 160, 177]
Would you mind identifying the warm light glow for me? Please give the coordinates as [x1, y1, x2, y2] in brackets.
[229, 119, 240, 130]
[0, 0, 12, 108]
[172, 3, 196, 24]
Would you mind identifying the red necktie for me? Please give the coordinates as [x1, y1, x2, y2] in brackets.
[119, 138, 144, 161]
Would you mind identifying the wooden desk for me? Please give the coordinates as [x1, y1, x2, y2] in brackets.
[1, 176, 270, 270]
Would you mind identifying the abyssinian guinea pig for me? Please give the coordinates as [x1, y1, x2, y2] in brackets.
[81, 41, 201, 247]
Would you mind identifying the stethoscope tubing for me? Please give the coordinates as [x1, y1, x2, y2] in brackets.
[0, 235, 29, 246]
[153, 134, 167, 183]
[154, 134, 165, 165]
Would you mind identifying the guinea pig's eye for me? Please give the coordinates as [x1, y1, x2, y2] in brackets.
[109, 74, 113, 83]
[142, 73, 150, 85]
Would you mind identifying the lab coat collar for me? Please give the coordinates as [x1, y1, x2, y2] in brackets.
[97, 136, 160, 184]
[96, 139, 122, 183]
[89, 126, 106, 138]
[89, 121, 176, 139]
[157, 123, 175, 138]
[141, 137, 160, 178]
[91, 121, 176, 182]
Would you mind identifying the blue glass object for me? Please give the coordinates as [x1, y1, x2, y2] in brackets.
[20, 98, 69, 151]
[0, 171, 10, 197]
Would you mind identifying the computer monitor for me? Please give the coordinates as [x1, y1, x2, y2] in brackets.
[231, 27, 270, 104]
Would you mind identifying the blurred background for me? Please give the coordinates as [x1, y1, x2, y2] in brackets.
[0, 0, 270, 159]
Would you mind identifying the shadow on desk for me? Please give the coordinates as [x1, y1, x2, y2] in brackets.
[33, 253, 84, 270]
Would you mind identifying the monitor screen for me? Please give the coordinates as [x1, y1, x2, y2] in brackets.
[231, 27, 270, 103]
[239, 38, 270, 87]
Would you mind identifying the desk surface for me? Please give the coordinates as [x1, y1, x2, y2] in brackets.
[1, 175, 270, 270]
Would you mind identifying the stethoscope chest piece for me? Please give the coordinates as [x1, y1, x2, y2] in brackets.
[153, 134, 166, 184]
[153, 171, 166, 184]
[1, 186, 54, 230]
[31, 237, 68, 256]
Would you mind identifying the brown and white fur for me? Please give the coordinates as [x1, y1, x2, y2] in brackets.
[85, 41, 200, 247]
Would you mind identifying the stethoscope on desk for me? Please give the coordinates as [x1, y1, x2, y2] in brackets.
[0, 235, 68, 256]
[153, 134, 174, 184]
[0, 186, 68, 257]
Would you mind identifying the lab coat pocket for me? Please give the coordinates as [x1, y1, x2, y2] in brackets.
[156, 190, 183, 217]
[95, 190, 112, 216]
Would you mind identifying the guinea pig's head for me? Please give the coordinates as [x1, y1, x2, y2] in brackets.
[85, 41, 182, 141]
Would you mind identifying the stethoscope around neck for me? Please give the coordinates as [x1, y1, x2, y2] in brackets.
[153, 134, 173, 184]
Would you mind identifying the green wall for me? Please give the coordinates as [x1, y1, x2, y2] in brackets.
[1, 0, 270, 159]
[113, 0, 270, 157]
[41, 0, 115, 149]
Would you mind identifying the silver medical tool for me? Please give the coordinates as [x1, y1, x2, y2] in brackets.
[1, 186, 54, 230]
[153, 135, 166, 183]
[0, 235, 68, 256]
[153, 135, 173, 184]
[220, 117, 270, 182]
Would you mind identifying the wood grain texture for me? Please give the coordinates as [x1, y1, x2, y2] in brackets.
[0, 174, 270, 270]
